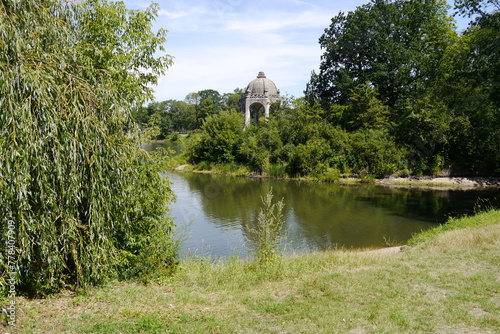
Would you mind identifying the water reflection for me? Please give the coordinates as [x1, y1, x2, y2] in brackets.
[166, 172, 500, 258]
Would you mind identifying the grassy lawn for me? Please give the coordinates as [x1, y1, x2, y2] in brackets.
[9, 210, 500, 333]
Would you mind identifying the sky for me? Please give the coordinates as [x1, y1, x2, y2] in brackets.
[124, 0, 472, 102]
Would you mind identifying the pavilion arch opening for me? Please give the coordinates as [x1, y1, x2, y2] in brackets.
[249, 102, 265, 126]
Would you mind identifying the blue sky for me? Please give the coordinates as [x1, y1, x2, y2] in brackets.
[124, 0, 471, 102]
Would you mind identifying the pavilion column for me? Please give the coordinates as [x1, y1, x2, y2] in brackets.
[264, 104, 270, 123]
[244, 103, 251, 129]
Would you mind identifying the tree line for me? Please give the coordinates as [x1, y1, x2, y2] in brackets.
[173, 0, 499, 177]
[134, 88, 245, 139]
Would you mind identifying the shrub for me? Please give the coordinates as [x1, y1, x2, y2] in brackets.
[287, 139, 330, 176]
[349, 130, 406, 177]
[278, 143, 296, 163]
[197, 161, 212, 171]
[169, 133, 180, 142]
[311, 168, 341, 182]
[238, 134, 270, 174]
[257, 122, 283, 163]
[185, 111, 244, 164]
[247, 190, 286, 264]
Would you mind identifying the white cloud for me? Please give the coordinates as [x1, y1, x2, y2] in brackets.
[154, 35, 322, 101]
[129, 0, 465, 102]
[158, 9, 194, 20]
[149, 2, 336, 101]
[225, 10, 333, 34]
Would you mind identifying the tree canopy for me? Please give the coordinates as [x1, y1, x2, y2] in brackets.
[306, 0, 457, 110]
[135, 87, 245, 138]
[301, 0, 499, 175]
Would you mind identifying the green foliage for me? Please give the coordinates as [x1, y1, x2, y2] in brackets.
[287, 139, 330, 176]
[176, 0, 498, 178]
[211, 162, 252, 176]
[302, 0, 498, 176]
[196, 160, 213, 171]
[268, 163, 287, 178]
[235, 122, 285, 174]
[398, 92, 454, 175]
[137, 101, 174, 139]
[197, 89, 223, 107]
[170, 100, 198, 132]
[238, 134, 270, 174]
[415, 3, 500, 174]
[311, 168, 341, 182]
[169, 132, 180, 142]
[222, 88, 245, 112]
[196, 97, 218, 128]
[306, 0, 456, 109]
[185, 110, 244, 164]
[76, 0, 171, 104]
[256, 121, 284, 163]
[345, 82, 391, 131]
[131, 88, 245, 137]
[359, 174, 376, 183]
[184, 94, 410, 178]
[143, 112, 162, 141]
[349, 130, 407, 177]
[0, 0, 176, 296]
[248, 190, 286, 264]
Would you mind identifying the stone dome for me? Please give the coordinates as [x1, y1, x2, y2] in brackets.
[245, 72, 280, 97]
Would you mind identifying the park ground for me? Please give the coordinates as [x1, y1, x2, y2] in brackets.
[9, 210, 500, 333]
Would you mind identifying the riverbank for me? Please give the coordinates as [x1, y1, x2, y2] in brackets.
[174, 163, 500, 189]
[144, 140, 500, 189]
[376, 176, 500, 189]
[12, 210, 500, 333]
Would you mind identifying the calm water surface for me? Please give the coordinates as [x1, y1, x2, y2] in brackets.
[144, 142, 500, 258]
[167, 172, 500, 258]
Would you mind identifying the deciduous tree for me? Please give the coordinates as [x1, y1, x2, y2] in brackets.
[306, 0, 456, 112]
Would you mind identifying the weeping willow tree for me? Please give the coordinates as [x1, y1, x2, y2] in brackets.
[0, 0, 175, 296]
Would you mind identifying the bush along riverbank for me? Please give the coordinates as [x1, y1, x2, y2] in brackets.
[156, 110, 500, 189]
[11, 209, 500, 333]
[179, 102, 500, 181]
[173, 159, 500, 189]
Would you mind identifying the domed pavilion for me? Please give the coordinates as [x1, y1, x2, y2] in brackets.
[242, 71, 280, 128]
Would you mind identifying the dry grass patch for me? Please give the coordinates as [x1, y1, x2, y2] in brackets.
[423, 223, 500, 253]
